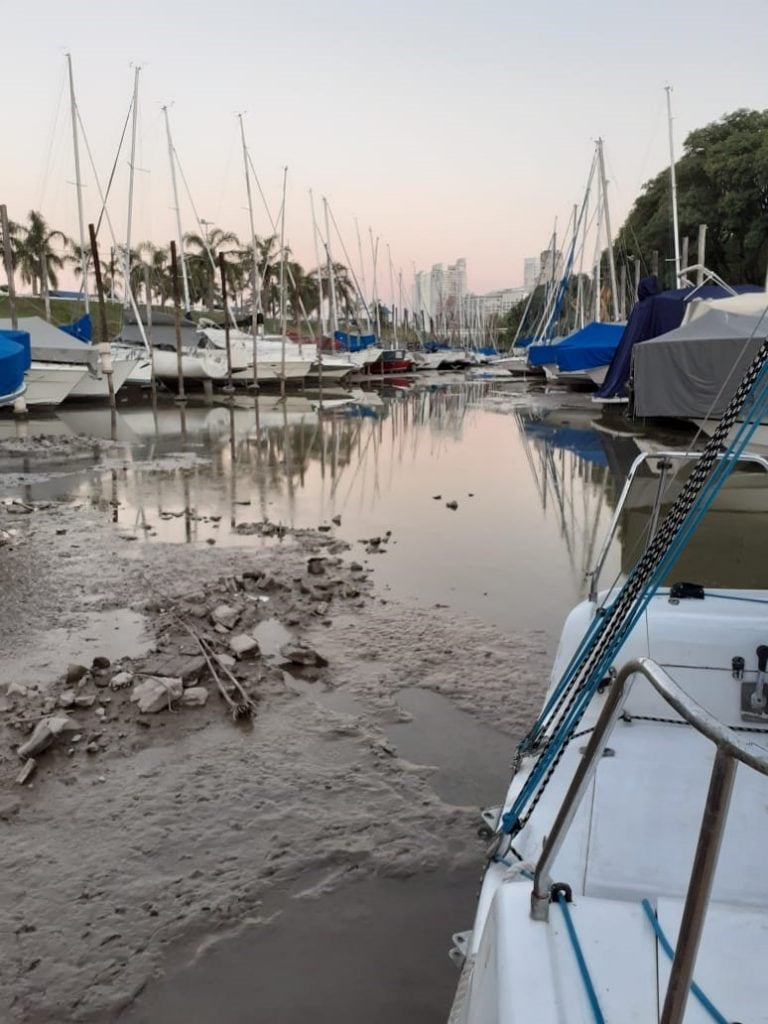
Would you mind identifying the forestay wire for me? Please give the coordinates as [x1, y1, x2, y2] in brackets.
[501, 327, 768, 838]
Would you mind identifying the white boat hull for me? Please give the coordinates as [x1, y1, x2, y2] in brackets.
[67, 356, 140, 400]
[23, 364, 88, 406]
[152, 349, 230, 382]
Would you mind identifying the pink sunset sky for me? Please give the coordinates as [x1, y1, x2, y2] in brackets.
[2, 0, 765, 300]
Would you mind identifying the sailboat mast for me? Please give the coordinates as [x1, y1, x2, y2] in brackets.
[355, 218, 369, 330]
[323, 197, 339, 335]
[279, 167, 287, 336]
[66, 53, 89, 314]
[369, 229, 381, 339]
[124, 65, 140, 308]
[387, 244, 398, 344]
[665, 85, 682, 287]
[238, 114, 260, 390]
[597, 138, 620, 321]
[309, 190, 327, 337]
[162, 105, 191, 311]
[594, 159, 603, 323]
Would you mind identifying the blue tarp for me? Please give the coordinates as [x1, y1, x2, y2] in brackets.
[527, 340, 561, 367]
[554, 321, 625, 372]
[0, 329, 31, 403]
[334, 330, 377, 352]
[595, 278, 762, 399]
[524, 420, 608, 466]
[424, 341, 450, 352]
[59, 314, 93, 343]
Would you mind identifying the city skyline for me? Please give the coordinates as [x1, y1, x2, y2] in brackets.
[1, 0, 766, 298]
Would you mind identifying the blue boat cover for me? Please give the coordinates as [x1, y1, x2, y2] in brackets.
[527, 340, 562, 367]
[555, 321, 625, 372]
[524, 420, 608, 466]
[424, 341, 450, 352]
[595, 278, 762, 399]
[334, 330, 377, 352]
[0, 329, 31, 402]
[59, 314, 93, 343]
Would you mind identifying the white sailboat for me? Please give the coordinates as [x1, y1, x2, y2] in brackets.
[450, 341, 768, 1022]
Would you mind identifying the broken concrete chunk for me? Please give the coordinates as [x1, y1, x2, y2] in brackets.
[279, 642, 328, 668]
[7, 683, 28, 698]
[58, 690, 77, 709]
[229, 634, 260, 660]
[73, 695, 96, 709]
[130, 676, 183, 714]
[215, 653, 236, 669]
[17, 716, 77, 759]
[140, 653, 206, 685]
[16, 760, 36, 785]
[110, 671, 133, 691]
[180, 687, 209, 708]
[66, 665, 88, 685]
[211, 604, 240, 630]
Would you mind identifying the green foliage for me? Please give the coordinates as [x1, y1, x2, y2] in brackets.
[616, 109, 768, 287]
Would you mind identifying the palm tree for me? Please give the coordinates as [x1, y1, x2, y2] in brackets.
[130, 242, 172, 307]
[0, 217, 21, 281]
[15, 211, 69, 297]
[184, 226, 240, 309]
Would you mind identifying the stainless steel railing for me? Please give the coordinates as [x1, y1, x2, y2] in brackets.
[530, 656, 768, 1024]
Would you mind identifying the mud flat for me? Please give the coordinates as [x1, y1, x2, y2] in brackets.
[0, 473, 548, 1022]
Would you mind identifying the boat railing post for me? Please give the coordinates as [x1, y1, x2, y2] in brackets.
[660, 747, 737, 1024]
[531, 660, 637, 921]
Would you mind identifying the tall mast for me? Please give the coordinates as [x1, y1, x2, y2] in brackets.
[323, 197, 339, 335]
[278, 166, 287, 336]
[387, 244, 398, 344]
[594, 158, 603, 323]
[309, 190, 327, 337]
[238, 114, 261, 337]
[369, 229, 381, 338]
[597, 138, 620, 321]
[162, 104, 190, 311]
[66, 53, 89, 313]
[355, 217, 369, 330]
[124, 65, 141, 308]
[665, 85, 682, 287]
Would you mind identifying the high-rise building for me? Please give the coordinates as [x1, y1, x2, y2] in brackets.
[539, 248, 564, 284]
[523, 257, 541, 292]
[413, 258, 468, 327]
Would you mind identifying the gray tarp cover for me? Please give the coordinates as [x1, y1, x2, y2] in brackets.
[0, 316, 99, 371]
[633, 308, 768, 419]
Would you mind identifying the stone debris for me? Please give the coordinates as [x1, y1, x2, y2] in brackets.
[73, 695, 97, 709]
[215, 653, 236, 669]
[58, 690, 77, 709]
[445, 500, 458, 510]
[331, 514, 342, 526]
[211, 605, 240, 630]
[109, 671, 133, 690]
[180, 687, 209, 708]
[130, 677, 184, 714]
[7, 683, 28, 698]
[16, 759, 36, 785]
[307, 558, 326, 576]
[17, 716, 77, 759]
[279, 642, 329, 668]
[229, 634, 260, 660]
[92, 656, 111, 671]
[66, 664, 88, 685]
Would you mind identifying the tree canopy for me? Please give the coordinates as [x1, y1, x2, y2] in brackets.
[615, 108, 768, 287]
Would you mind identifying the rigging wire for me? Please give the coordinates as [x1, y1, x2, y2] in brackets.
[37, 64, 68, 211]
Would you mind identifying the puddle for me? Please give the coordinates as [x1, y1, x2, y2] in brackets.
[121, 869, 479, 1024]
[386, 687, 514, 806]
[1, 609, 151, 687]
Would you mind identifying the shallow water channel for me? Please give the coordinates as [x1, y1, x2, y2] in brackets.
[3, 377, 768, 1022]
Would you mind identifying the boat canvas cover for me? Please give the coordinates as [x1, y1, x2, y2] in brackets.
[118, 322, 198, 350]
[595, 278, 762, 400]
[554, 321, 625, 372]
[59, 313, 92, 342]
[334, 330, 377, 352]
[0, 316, 99, 371]
[633, 308, 768, 418]
[0, 329, 31, 399]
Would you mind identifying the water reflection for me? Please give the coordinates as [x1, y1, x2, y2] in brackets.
[2, 380, 768, 636]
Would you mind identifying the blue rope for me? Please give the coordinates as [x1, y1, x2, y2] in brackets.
[556, 893, 605, 1023]
[504, 367, 768, 835]
[640, 899, 729, 1024]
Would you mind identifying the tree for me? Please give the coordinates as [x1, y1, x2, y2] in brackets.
[15, 211, 69, 296]
[184, 226, 240, 309]
[615, 108, 768, 287]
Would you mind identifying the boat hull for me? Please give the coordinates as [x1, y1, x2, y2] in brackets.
[23, 364, 88, 406]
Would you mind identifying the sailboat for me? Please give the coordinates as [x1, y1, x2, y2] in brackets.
[449, 331, 768, 1022]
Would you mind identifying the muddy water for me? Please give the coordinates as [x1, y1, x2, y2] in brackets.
[4, 379, 768, 1022]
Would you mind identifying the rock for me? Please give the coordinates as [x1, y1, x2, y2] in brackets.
[7, 683, 27, 698]
[279, 642, 328, 668]
[432, 495, 442, 500]
[307, 558, 326, 576]
[211, 604, 240, 630]
[109, 671, 133, 691]
[140, 654, 207, 685]
[58, 690, 77, 709]
[86, 741, 100, 754]
[314, 602, 330, 616]
[92, 656, 111, 671]
[0, 796, 21, 820]
[16, 760, 36, 785]
[66, 664, 88, 685]
[95, 707, 107, 720]
[130, 676, 183, 714]
[342, 585, 360, 599]
[215, 653, 236, 669]
[17, 716, 76, 759]
[180, 687, 209, 708]
[318, 524, 332, 532]
[229, 634, 260, 660]
[73, 695, 96, 709]
[445, 500, 458, 510]
[93, 674, 112, 689]
[349, 562, 364, 573]
[331, 514, 342, 526]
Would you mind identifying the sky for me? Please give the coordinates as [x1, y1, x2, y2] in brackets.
[1, 0, 766, 299]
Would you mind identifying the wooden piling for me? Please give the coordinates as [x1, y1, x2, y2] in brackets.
[170, 241, 186, 403]
[88, 223, 117, 429]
